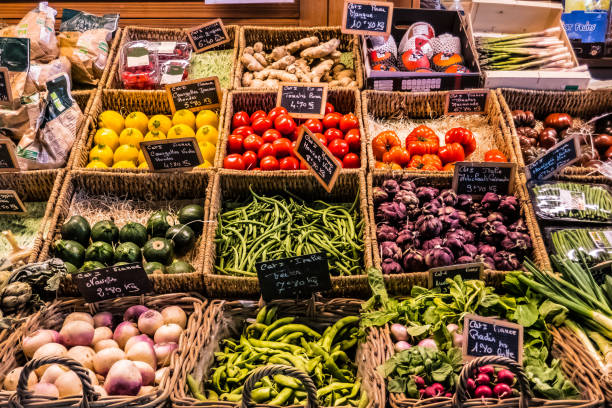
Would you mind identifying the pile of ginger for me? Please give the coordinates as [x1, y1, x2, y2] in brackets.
[240, 36, 358, 88]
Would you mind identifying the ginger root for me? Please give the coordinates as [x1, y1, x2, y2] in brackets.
[269, 55, 296, 70]
[253, 52, 268, 68]
[286, 36, 319, 54]
[241, 52, 264, 72]
[253, 42, 264, 53]
[242, 71, 254, 87]
[269, 45, 289, 62]
[254, 68, 298, 82]
[263, 79, 280, 88]
[309, 59, 334, 82]
[251, 79, 265, 88]
[301, 39, 340, 60]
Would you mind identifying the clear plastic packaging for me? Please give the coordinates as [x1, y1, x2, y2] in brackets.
[120, 40, 159, 90]
[159, 60, 189, 87]
[149, 41, 192, 61]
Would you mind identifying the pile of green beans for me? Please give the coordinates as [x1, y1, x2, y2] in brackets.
[532, 182, 612, 222]
[551, 228, 612, 263]
[187, 306, 366, 407]
[214, 187, 364, 276]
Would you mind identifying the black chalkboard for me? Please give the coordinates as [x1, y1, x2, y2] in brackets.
[141, 137, 203, 171]
[278, 84, 327, 119]
[165, 77, 221, 114]
[446, 90, 488, 115]
[0, 141, 19, 171]
[256, 252, 332, 301]
[75, 263, 153, 302]
[0, 190, 26, 214]
[342, 0, 394, 36]
[463, 314, 523, 363]
[527, 135, 580, 180]
[187, 19, 230, 53]
[429, 262, 484, 289]
[294, 127, 341, 193]
[0, 68, 11, 104]
[453, 162, 516, 197]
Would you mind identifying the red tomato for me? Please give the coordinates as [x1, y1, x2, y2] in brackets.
[304, 119, 323, 134]
[251, 117, 273, 135]
[445, 127, 477, 157]
[328, 139, 349, 159]
[279, 156, 300, 170]
[344, 129, 361, 152]
[250, 110, 267, 123]
[234, 126, 254, 137]
[260, 156, 280, 171]
[272, 138, 293, 158]
[289, 127, 301, 142]
[268, 107, 288, 123]
[339, 113, 359, 132]
[227, 134, 244, 154]
[314, 132, 327, 146]
[382, 146, 410, 166]
[484, 149, 508, 162]
[262, 129, 282, 143]
[232, 111, 250, 129]
[224, 153, 245, 170]
[342, 152, 361, 168]
[438, 143, 465, 164]
[325, 103, 335, 114]
[274, 114, 297, 135]
[258, 143, 276, 159]
[242, 150, 258, 170]
[324, 128, 343, 144]
[243, 134, 264, 152]
[322, 112, 342, 129]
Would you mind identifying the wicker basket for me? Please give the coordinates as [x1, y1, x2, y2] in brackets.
[216, 87, 366, 171]
[72, 89, 226, 172]
[38, 169, 213, 295]
[0, 292, 207, 408]
[234, 26, 363, 90]
[104, 25, 238, 91]
[497, 88, 612, 176]
[367, 171, 551, 295]
[202, 169, 372, 298]
[171, 298, 385, 408]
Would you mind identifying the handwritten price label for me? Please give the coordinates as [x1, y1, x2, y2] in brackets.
[75, 263, 153, 302]
[342, 0, 393, 36]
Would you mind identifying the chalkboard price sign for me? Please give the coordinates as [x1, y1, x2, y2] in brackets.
[187, 19, 230, 53]
[428, 262, 484, 289]
[445, 90, 488, 115]
[0, 190, 26, 214]
[75, 263, 153, 303]
[165, 76, 221, 114]
[277, 83, 328, 119]
[294, 127, 341, 193]
[527, 135, 580, 180]
[141, 137, 203, 171]
[453, 161, 516, 197]
[342, 0, 394, 36]
[256, 252, 332, 301]
[0, 140, 19, 172]
[463, 314, 523, 363]
[0, 68, 12, 105]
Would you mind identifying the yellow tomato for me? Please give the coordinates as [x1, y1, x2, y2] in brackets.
[172, 109, 196, 129]
[195, 125, 218, 145]
[86, 160, 109, 169]
[112, 160, 137, 169]
[89, 144, 113, 166]
[144, 130, 166, 141]
[125, 111, 149, 135]
[113, 144, 139, 164]
[198, 141, 216, 163]
[138, 162, 149, 169]
[94, 128, 119, 151]
[195, 160, 212, 169]
[98, 110, 125, 135]
[148, 114, 173, 134]
[167, 124, 195, 139]
[137, 150, 146, 165]
[119, 128, 144, 148]
[196, 110, 219, 129]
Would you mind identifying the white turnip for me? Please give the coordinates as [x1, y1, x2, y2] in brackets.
[92, 327, 113, 344]
[93, 385, 108, 397]
[161, 306, 187, 329]
[22, 330, 56, 358]
[125, 334, 154, 353]
[39, 364, 67, 384]
[113, 322, 139, 349]
[60, 321, 94, 347]
[133, 361, 155, 385]
[93, 312, 113, 328]
[123, 306, 148, 323]
[54, 371, 82, 398]
[104, 360, 142, 396]
[32, 382, 59, 398]
[66, 346, 96, 371]
[33, 343, 67, 376]
[154, 342, 177, 366]
[126, 341, 157, 370]
[155, 367, 168, 385]
[138, 310, 164, 336]
[64, 312, 94, 327]
[4, 367, 37, 391]
[93, 347, 126, 376]
[94, 339, 119, 352]
[138, 386, 155, 396]
[154, 324, 182, 344]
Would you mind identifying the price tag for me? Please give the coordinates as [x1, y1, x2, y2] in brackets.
[141, 137, 203, 171]
[445, 90, 488, 115]
[277, 83, 328, 119]
[428, 262, 484, 289]
[165, 76, 221, 114]
[0, 68, 13, 105]
[256, 252, 332, 302]
[187, 18, 230, 53]
[453, 161, 515, 198]
[0, 190, 26, 214]
[294, 126, 341, 193]
[463, 314, 523, 364]
[0, 139, 19, 172]
[342, 0, 394, 36]
[74, 263, 153, 302]
[526, 135, 581, 180]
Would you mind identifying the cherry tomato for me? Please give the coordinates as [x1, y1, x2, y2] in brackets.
[234, 126, 254, 137]
[344, 128, 361, 152]
[324, 128, 343, 144]
[314, 132, 327, 146]
[304, 119, 323, 134]
[484, 149, 508, 162]
[339, 113, 359, 133]
[272, 138, 293, 158]
[227, 134, 244, 154]
[279, 156, 300, 170]
[262, 129, 282, 143]
[258, 143, 276, 159]
[232, 111, 250, 129]
[224, 153, 245, 170]
[328, 139, 349, 159]
[250, 110, 267, 123]
[260, 155, 280, 171]
[325, 103, 335, 114]
[243, 134, 264, 152]
[322, 112, 342, 129]
[342, 152, 361, 168]
[268, 107, 288, 123]
[274, 114, 297, 136]
[242, 150, 258, 170]
[252, 117, 273, 135]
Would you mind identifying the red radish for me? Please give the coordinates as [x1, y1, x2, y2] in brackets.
[417, 339, 437, 350]
[474, 385, 493, 398]
[452, 332, 464, 348]
[423, 386, 437, 397]
[497, 369, 515, 385]
[390, 323, 408, 341]
[476, 373, 490, 385]
[467, 378, 476, 392]
[419, 389, 426, 398]
[479, 365, 495, 376]
[446, 323, 458, 334]
[494, 383, 513, 398]
[414, 376, 425, 388]
[444, 393, 452, 398]
[395, 341, 411, 352]
[431, 383, 445, 395]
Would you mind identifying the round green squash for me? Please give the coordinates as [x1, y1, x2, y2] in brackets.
[178, 204, 204, 235]
[147, 211, 172, 238]
[114, 242, 142, 263]
[166, 260, 195, 274]
[119, 222, 148, 247]
[54, 240, 86, 268]
[165, 224, 195, 255]
[85, 241, 114, 265]
[91, 220, 119, 244]
[61, 215, 90, 246]
[142, 238, 174, 265]
[144, 262, 166, 275]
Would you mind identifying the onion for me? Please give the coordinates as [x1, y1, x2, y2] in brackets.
[125, 334, 154, 352]
[126, 341, 157, 369]
[94, 339, 120, 352]
[66, 346, 96, 370]
[54, 371, 82, 398]
[33, 343, 67, 376]
[154, 342, 178, 366]
[22, 330, 57, 358]
[104, 360, 142, 396]
[154, 324, 182, 344]
[161, 306, 187, 329]
[60, 321, 94, 347]
[138, 310, 164, 336]
[4, 367, 37, 391]
[39, 364, 67, 384]
[133, 361, 155, 385]
[64, 312, 94, 327]
[113, 322, 140, 349]
[123, 305, 149, 323]
[155, 367, 168, 385]
[417, 339, 437, 350]
[32, 382, 59, 398]
[94, 385, 108, 397]
[390, 323, 409, 341]
[138, 386, 155, 396]
[93, 312, 113, 328]
[93, 347, 126, 376]
[394, 341, 411, 352]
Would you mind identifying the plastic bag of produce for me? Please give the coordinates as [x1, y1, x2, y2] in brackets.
[26, 56, 72, 93]
[58, 9, 119, 86]
[0, 37, 31, 100]
[16, 73, 84, 169]
[0, 93, 44, 143]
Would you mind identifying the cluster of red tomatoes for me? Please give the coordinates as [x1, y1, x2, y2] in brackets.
[223, 103, 361, 171]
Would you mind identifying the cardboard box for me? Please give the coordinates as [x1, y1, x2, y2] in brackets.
[468, 0, 591, 90]
[362, 8, 482, 91]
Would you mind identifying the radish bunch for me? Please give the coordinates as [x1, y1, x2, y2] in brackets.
[467, 365, 516, 399]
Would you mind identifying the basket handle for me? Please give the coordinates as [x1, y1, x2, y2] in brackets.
[452, 355, 532, 408]
[8, 356, 99, 408]
[240, 365, 318, 408]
